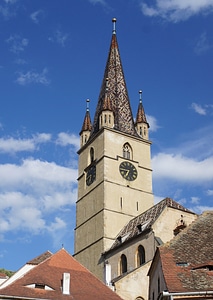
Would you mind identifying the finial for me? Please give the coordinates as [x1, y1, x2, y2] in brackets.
[112, 18, 117, 35]
[86, 98, 90, 111]
[139, 90, 142, 103]
[106, 77, 109, 92]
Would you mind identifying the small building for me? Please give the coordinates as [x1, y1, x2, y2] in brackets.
[102, 198, 197, 300]
[0, 248, 123, 300]
[148, 211, 213, 300]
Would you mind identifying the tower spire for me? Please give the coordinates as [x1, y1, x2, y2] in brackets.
[90, 18, 137, 138]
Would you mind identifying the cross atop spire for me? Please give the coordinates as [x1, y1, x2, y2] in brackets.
[112, 18, 116, 35]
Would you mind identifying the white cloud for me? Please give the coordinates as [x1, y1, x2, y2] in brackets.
[48, 30, 69, 47]
[0, 0, 17, 19]
[190, 196, 200, 204]
[189, 205, 213, 214]
[15, 58, 27, 65]
[207, 189, 213, 196]
[89, 0, 107, 5]
[147, 115, 160, 132]
[56, 132, 79, 148]
[194, 32, 213, 55]
[30, 10, 44, 24]
[152, 153, 213, 183]
[0, 134, 51, 154]
[140, 0, 213, 22]
[6, 35, 29, 54]
[4, 0, 18, 3]
[191, 102, 206, 115]
[16, 68, 50, 86]
[0, 158, 77, 238]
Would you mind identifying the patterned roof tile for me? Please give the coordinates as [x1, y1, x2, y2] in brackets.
[106, 197, 195, 252]
[90, 23, 138, 138]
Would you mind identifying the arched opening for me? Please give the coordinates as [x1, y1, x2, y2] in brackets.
[136, 245, 145, 267]
[90, 147, 94, 163]
[119, 254, 127, 275]
[122, 143, 132, 160]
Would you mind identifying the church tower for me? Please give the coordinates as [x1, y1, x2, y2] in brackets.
[74, 18, 154, 281]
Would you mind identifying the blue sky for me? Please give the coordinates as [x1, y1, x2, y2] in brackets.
[0, 0, 213, 271]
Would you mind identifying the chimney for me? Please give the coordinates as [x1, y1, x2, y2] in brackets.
[62, 273, 70, 295]
[104, 261, 111, 286]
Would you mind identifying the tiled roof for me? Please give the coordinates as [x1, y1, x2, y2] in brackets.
[80, 110, 92, 134]
[106, 198, 195, 252]
[159, 211, 213, 292]
[90, 20, 138, 138]
[135, 97, 149, 126]
[0, 248, 123, 300]
[27, 250, 52, 265]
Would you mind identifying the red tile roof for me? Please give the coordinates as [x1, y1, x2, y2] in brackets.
[0, 248, 123, 300]
[159, 211, 213, 293]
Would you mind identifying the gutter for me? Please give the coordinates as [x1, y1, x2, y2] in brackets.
[159, 290, 213, 300]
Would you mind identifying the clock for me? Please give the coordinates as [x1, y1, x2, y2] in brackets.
[86, 165, 96, 186]
[119, 161, 137, 181]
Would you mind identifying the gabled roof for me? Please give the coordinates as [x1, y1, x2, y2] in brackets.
[90, 18, 137, 138]
[0, 248, 123, 300]
[106, 198, 195, 252]
[159, 211, 213, 292]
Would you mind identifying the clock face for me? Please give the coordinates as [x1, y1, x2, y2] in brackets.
[119, 161, 137, 181]
[86, 165, 96, 186]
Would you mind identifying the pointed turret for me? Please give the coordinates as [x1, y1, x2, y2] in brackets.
[91, 18, 137, 138]
[135, 90, 149, 139]
[80, 99, 92, 147]
[99, 78, 114, 129]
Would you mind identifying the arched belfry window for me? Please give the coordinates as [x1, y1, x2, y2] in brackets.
[119, 254, 127, 275]
[122, 143, 132, 160]
[90, 147, 94, 164]
[136, 245, 145, 267]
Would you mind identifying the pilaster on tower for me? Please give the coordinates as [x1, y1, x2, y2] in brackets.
[79, 99, 92, 147]
[135, 90, 149, 140]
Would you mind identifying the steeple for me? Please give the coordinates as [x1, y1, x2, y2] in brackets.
[135, 90, 149, 139]
[80, 99, 92, 147]
[91, 18, 137, 138]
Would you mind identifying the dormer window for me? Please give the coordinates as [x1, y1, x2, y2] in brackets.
[26, 283, 54, 291]
[35, 283, 45, 289]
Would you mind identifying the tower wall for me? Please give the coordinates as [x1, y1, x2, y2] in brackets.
[75, 128, 153, 279]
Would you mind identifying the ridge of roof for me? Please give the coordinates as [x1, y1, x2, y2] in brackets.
[90, 20, 138, 139]
[105, 197, 195, 252]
